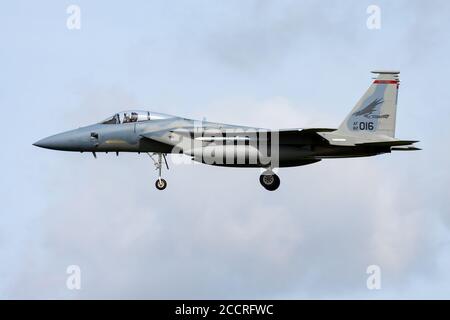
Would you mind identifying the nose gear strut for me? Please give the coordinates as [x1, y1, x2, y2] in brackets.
[147, 153, 169, 190]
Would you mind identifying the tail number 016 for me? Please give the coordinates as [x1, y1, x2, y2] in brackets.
[354, 122, 374, 131]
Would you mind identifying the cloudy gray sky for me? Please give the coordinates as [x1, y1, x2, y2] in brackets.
[1, 0, 450, 299]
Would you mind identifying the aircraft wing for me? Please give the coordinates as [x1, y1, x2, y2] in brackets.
[276, 128, 336, 144]
[140, 127, 337, 146]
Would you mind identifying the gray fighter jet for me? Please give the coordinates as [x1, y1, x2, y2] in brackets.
[34, 71, 419, 191]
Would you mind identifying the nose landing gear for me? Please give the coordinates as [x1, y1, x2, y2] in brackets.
[148, 153, 169, 190]
[259, 170, 280, 191]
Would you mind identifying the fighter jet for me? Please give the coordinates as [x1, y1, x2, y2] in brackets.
[34, 71, 419, 191]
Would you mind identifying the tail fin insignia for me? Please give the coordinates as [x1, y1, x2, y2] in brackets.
[352, 98, 388, 119]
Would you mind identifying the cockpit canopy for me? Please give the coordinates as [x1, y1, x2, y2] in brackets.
[100, 110, 173, 125]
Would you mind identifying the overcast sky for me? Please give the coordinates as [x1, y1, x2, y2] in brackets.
[1, 0, 450, 299]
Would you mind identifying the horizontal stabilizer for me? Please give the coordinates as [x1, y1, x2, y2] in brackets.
[355, 140, 419, 147]
[391, 146, 422, 151]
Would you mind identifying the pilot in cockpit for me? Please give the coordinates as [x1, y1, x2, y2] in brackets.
[100, 110, 171, 125]
[130, 112, 138, 122]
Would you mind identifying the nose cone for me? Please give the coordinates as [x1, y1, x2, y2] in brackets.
[33, 128, 91, 151]
[33, 134, 67, 150]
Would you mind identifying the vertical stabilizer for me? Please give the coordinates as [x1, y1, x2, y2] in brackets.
[336, 71, 400, 138]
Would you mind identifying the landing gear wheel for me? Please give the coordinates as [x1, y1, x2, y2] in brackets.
[155, 178, 167, 190]
[259, 172, 280, 191]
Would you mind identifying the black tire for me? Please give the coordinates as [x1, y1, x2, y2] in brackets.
[155, 178, 167, 190]
[259, 173, 280, 191]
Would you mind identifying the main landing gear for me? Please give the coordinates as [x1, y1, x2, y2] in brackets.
[259, 170, 280, 191]
[148, 153, 169, 190]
